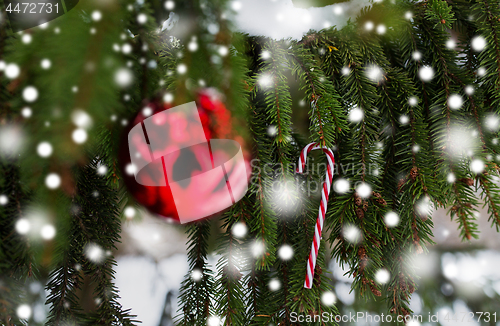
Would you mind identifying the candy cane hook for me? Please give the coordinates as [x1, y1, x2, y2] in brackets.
[297, 142, 335, 289]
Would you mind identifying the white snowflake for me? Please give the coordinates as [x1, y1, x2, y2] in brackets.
[177, 63, 187, 74]
[15, 218, 30, 235]
[415, 196, 432, 217]
[122, 43, 132, 54]
[22, 34, 32, 44]
[84, 243, 105, 264]
[267, 125, 278, 137]
[71, 109, 93, 129]
[41, 224, 56, 240]
[251, 240, 265, 258]
[343, 224, 362, 244]
[278, 244, 293, 261]
[321, 291, 337, 306]
[231, 1, 242, 11]
[16, 304, 31, 319]
[384, 212, 399, 227]
[447, 172, 456, 183]
[259, 73, 273, 87]
[218, 46, 229, 57]
[408, 96, 418, 106]
[261, 50, 271, 60]
[142, 106, 153, 117]
[137, 13, 148, 24]
[45, 173, 61, 189]
[375, 268, 390, 284]
[477, 67, 487, 77]
[124, 206, 136, 219]
[72, 128, 88, 144]
[114, 68, 134, 87]
[364, 21, 374, 31]
[91, 10, 102, 21]
[405, 11, 413, 20]
[446, 39, 456, 49]
[5, 63, 20, 79]
[188, 40, 198, 52]
[448, 94, 463, 110]
[470, 159, 484, 174]
[268, 278, 281, 291]
[400, 115, 409, 125]
[191, 268, 203, 281]
[231, 222, 247, 238]
[412, 51, 422, 61]
[0, 195, 8, 206]
[333, 5, 343, 15]
[413, 144, 420, 153]
[0, 125, 24, 157]
[341, 66, 350, 76]
[207, 316, 221, 326]
[464, 85, 474, 95]
[376, 24, 386, 35]
[165, 1, 175, 10]
[418, 66, 434, 82]
[349, 107, 364, 123]
[356, 182, 371, 198]
[22, 86, 38, 102]
[485, 114, 500, 131]
[471, 35, 487, 52]
[366, 65, 383, 82]
[41, 59, 51, 69]
[37, 142, 53, 158]
[21, 107, 32, 118]
[333, 178, 350, 194]
[163, 93, 174, 103]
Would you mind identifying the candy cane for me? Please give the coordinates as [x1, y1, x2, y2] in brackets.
[297, 142, 335, 289]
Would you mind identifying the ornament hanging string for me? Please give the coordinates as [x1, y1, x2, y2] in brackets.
[296, 142, 335, 289]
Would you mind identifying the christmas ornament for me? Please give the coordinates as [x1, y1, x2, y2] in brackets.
[119, 89, 249, 223]
[296, 142, 335, 289]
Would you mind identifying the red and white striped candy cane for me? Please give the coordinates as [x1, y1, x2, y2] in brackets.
[297, 142, 335, 289]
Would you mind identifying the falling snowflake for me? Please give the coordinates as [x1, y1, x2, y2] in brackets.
[37, 142, 53, 158]
[408, 96, 418, 106]
[268, 278, 281, 291]
[400, 115, 409, 125]
[231, 222, 247, 238]
[412, 51, 422, 61]
[218, 46, 229, 57]
[447, 172, 456, 183]
[207, 316, 221, 326]
[91, 10, 102, 21]
[137, 13, 148, 24]
[376, 24, 386, 35]
[72, 128, 88, 144]
[188, 39, 198, 52]
[0, 195, 8, 206]
[22, 86, 38, 102]
[405, 11, 413, 20]
[124, 206, 136, 219]
[45, 173, 61, 189]
[97, 165, 108, 175]
[477, 67, 487, 77]
[485, 114, 500, 132]
[412, 144, 420, 153]
[251, 240, 265, 258]
[418, 66, 434, 82]
[41, 59, 51, 69]
[259, 73, 273, 88]
[22, 34, 32, 44]
[0, 125, 24, 157]
[364, 21, 374, 31]
[114, 68, 134, 87]
[341, 66, 350, 76]
[5, 63, 20, 79]
[84, 243, 105, 264]
[41, 224, 56, 240]
[321, 291, 337, 306]
[375, 268, 390, 284]
[71, 109, 93, 129]
[15, 218, 31, 235]
[163, 93, 174, 103]
[447, 94, 463, 110]
[177, 63, 187, 74]
[471, 35, 487, 52]
[464, 85, 474, 95]
[343, 225, 362, 244]
[16, 304, 31, 319]
[261, 50, 271, 60]
[165, 1, 175, 10]
[349, 107, 364, 123]
[446, 39, 456, 49]
[356, 182, 371, 198]
[415, 196, 432, 217]
[470, 159, 484, 174]
[366, 65, 383, 82]
[267, 125, 278, 137]
[333, 5, 343, 15]
[278, 244, 293, 261]
[384, 212, 400, 227]
[191, 268, 203, 282]
[21, 107, 32, 118]
[333, 178, 350, 194]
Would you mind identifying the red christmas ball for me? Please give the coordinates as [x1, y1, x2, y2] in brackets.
[118, 89, 249, 223]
